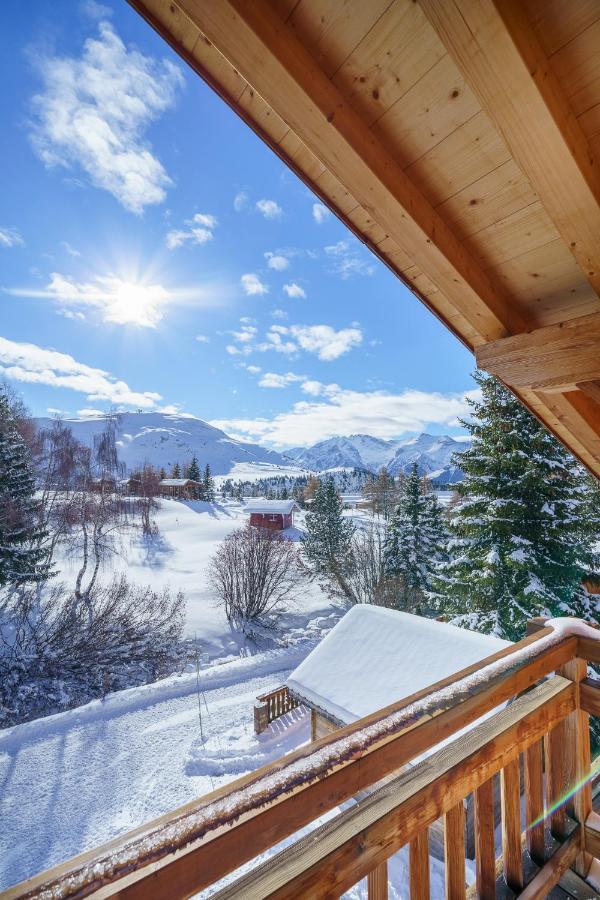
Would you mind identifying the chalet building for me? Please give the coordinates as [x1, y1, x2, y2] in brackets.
[88, 477, 117, 494]
[158, 478, 201, 500]
[245, 498, 299, 531]
[286, 606, 510, 859]
[20, 3, 600, 898]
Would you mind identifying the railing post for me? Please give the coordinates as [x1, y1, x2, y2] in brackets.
[474, 778, 496, 897]
[254, 699, 269, 734]
[501, 757, 523, 891]
[524, 739, 545, 864]
[557, 656, 593, 878]
[409, 829, 429, 900]
[444, 802, 466, 899]
[367, 861, 388, 900]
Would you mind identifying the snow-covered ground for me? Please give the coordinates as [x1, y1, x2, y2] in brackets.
[0, 646, 449, 897]
[52, 496, 337, 650]
[213, 460, 311, 485]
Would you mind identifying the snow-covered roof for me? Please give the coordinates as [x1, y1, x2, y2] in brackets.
[287, 606, 511, 725]
[244, 499, 299, 514]
[160, 478, 199, 486]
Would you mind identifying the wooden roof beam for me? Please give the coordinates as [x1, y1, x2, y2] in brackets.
[173, 0, 528, 343]
[420, 0, 600, 303]
[476, 312, 600, 392]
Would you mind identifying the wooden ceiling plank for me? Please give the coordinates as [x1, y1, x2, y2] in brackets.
[419, 0, 600, 301]
[177, 0, 528, 342]
[577, 381, 600, 406]
[475, 311, 600, 391]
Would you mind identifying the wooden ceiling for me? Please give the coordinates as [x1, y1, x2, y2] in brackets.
[130, 0, 600, 478]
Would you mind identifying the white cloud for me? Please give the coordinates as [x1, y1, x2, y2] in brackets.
[245, 364, 262, 375]
[271, 308, 288, 320]
[325, 239, 375, 279]
[258, 371, 305, 389]
[233, 191, 248, 212]
[30, 21, 184, 214]
[76, 407, 106, 417]
[0, 227, 24, 248]
[166, 212, 217, 249]
[61, 241, 81, 257]
[0, 336, 163, 408]
[283, 282, 306, 299]
[265, 252, 289, 271]
[211, 386, 478, 448]
[312, 203, 330, 224]
[6, 271, 218, 328]
[256, 199, 282, 220]
[195, 334, 210, 343]
[240, 273, 269, 296]
[287, 324, 362, 361]
[225, 321, 362, 361]
[80, 0, 112, 19]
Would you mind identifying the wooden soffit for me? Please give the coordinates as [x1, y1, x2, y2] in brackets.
[128, 0, 600, 478]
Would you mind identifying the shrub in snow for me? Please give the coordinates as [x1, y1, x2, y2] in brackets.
[210, 524, 301, 633]
[0, 575, 185, 727]
[432, 372, 600, 641]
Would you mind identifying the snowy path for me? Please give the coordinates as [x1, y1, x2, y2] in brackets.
[0, 654, 310, 891]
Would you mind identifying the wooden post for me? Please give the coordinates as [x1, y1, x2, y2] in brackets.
[367, 861, 388, 900]
[545, 721, 568, 839]
[409, 829, 430, 900]
[474, 778, 496, 898]
[501, 758, 523, 891]
[254, 701, 269, 734]
[524, 739, 545, 865]
[558, 657, 593, 877]
[444, 801, 466, 899]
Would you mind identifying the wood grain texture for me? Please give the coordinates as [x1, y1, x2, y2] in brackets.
[409, 829, 430, 900]
[444, 802, 466, 899]
[524, 739, 545, 864]
[500, 758, 523, 891]
[367, 861, 388, 900]
[474, 777, 496, 897]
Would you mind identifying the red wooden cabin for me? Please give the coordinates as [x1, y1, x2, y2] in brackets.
[245, 499, 299, 531]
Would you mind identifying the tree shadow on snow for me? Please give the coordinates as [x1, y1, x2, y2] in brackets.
[180, 500, 234, 519]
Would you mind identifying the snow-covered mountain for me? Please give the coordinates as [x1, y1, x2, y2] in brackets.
[289, 433, 468, 483]
[34, 412, 291, 476]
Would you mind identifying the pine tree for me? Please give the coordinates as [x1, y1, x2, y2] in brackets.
[384, 463, 446, 612]
[0, 390, 48, 588]
[433, 372, 600, 640]
[203, 463, 215, 502]
[159, 467, 166, 480]
[187, 456, 201, 482]
[171, 462, 181, 478]
[303, 478, 355, 600]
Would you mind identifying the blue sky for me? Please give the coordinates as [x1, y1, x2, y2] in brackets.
[0, 0, 476, 448]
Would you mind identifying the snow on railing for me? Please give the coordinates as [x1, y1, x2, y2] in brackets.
[8, 618, 600, 900]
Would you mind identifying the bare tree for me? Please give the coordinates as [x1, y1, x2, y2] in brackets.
[132, 463, 161, 535]
[210, 525, 301, 631]
[0, 576, 185, 726]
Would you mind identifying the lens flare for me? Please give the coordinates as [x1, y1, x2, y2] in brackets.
[527, 756, 600, 830]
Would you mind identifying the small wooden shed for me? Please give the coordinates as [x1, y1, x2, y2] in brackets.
[287, 606, 511, 858]
[245, 499, 299, 531]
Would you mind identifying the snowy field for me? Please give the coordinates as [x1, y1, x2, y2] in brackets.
[52, 496, 338, 652]
[0, 646, 449, 897]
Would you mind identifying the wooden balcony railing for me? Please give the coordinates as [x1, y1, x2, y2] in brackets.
[254, 684, 300, 734]
[5, 618, 600, 899]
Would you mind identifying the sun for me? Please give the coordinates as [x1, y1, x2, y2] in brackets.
[102, 278, 169, 328]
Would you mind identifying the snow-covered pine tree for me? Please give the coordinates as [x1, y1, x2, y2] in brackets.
[0, 389, 48, 588]
[203, 463, 215, 502]
[384, 462, 446, 612]
[187, 456, 201, 482]
[159, 467, 166, 480]
[171, 462, 181, 478]
[433, 371, 600, 640]
[303, 478, 354, 601]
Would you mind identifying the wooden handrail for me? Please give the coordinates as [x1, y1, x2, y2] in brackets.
[212, 677, 574, 899]
[5, 620, 599, 899]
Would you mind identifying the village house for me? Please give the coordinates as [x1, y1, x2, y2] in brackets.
[245, 498, 299, 531]
[158, 478, 201, 500]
